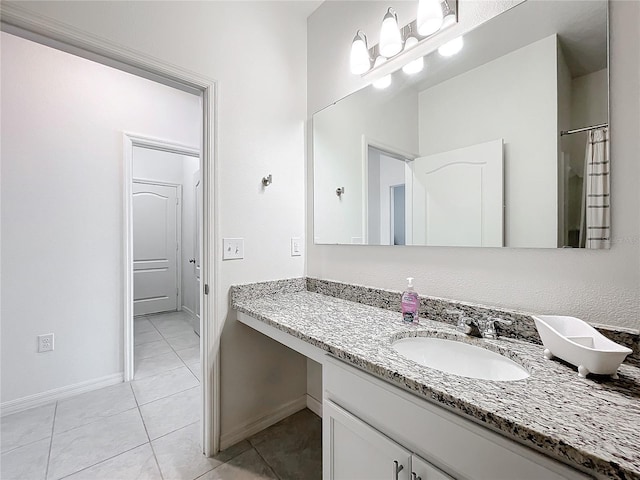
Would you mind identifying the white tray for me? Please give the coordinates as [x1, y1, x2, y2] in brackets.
[532, 315, 632, 378]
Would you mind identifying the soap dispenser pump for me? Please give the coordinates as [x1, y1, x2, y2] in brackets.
[401, 277, 419, 323]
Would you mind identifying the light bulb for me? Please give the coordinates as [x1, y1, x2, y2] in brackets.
[372, 56, 391, 89]
[402, 37, 424, 75]
[438, 36, 464, 57]
[379, 8, 402, 57]
[350, 31, 371, 75]
[442, 10, 456, 28]
[417, 0, 444, 36]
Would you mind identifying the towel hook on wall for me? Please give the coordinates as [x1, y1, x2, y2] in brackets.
[262, 174, 273, 187]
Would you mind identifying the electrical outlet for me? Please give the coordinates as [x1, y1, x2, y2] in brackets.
[223, 238, 244, 260]
[38, 333, 54, 353]
[291, 237, 302, 257]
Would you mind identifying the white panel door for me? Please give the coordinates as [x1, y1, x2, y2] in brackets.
[193, 171, 201, 335]
[323, 400, 411, 480]
[133, 182, 179, 315]
[411, 139, 503, 247]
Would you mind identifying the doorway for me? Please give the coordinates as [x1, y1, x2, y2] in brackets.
[2, 9, 218, 457]
[124, 135, 202, 379]
[128, 142, 201, 386]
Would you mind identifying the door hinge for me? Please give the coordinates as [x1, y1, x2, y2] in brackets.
[176, 287, 179, 296]
[204, 284, 209, 295]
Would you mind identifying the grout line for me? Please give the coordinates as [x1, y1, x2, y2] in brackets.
[252, 445, 282, 480]
[135, 382, 200, 408]
[55, 442, 149, 480]
[130, 382, 165, 480]
[44, 401, 58, 480]
[149, 419, 200, 443]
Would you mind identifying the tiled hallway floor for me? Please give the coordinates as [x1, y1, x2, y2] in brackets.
[1, 311, 322, 480]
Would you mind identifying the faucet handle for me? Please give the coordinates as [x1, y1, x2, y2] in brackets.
[446, 309, 466, 330]
[482, 317, 513, 339]
[447, 309, 481, 336]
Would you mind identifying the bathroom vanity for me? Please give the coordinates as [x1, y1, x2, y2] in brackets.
[231, 278, 640, 480]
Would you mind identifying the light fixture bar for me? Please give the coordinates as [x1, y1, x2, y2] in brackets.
[361, 0, 457, 80]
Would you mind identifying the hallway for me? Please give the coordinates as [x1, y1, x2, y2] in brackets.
[1, 312, 321, 479]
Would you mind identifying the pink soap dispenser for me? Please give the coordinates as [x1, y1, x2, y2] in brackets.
[401, 277, 419, 324]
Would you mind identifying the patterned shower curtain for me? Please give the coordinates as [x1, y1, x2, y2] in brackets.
[579, 128, 610, 249]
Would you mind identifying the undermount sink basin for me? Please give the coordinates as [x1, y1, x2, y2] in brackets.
[392, 337, 530, 381]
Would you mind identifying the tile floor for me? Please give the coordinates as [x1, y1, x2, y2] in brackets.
[1, 311, 322, 480]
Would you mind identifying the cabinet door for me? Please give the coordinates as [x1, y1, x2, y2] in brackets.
[411, 454, 453, 480]
[324, 400, 411, 480]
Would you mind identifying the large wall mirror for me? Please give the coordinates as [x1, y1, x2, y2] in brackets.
[313, 0, 609, 248]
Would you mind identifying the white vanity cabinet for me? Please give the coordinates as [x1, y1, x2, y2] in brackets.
[324, 399, 453, 480]
[324, 400, 412, 480]
[323, 357, 589, 480]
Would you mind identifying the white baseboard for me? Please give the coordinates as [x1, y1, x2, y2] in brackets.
[182, 305, 197, 319]
[306, 394, 322, 418]
[220, 395, 307, 450]
[1, 373, 123, 417]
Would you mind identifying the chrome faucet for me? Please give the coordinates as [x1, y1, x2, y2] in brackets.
[447, 309, 481, 337]
[478, 317, 513, 339]
[447, 310, 512, 339]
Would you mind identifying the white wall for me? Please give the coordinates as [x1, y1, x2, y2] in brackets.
[418, 35, 559, 248]
[307, 1, 640, 330]
[132, 148, 200, 316]
[2, 0, 309, 442]
[1, 32, 200, 403]
[313, 85, 418, 244]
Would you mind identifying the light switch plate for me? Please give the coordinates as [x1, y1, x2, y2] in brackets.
[291, 237, 302, 257]
[223, 238, 244, 260]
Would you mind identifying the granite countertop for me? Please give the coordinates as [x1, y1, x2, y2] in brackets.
[232, 284, 640, 480]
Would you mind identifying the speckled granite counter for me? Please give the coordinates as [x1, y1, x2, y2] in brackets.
[231, 279, 640, 480]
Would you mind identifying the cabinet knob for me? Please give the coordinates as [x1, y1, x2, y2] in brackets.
[394, 461, 404, 480]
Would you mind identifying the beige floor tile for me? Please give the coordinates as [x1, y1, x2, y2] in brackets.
[63, 443, 161, 480]
[140, 387, 200, 440]
[0, 403, 55, 453]
[176, 346, 200, 365]
[166, 332, 199, 351]
[132, 367, 199, 405]
[47, 408, 147, 480]
[54, 382, 136, 434]
[135, 339, 173, 361]
[0, 437, 50, 480]
[152, 423, 221, 480]
[198, 448, 277, 480]
[134, 351, 184, 380]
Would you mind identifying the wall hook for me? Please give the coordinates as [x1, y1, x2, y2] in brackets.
[336, 187, 345, 197]
[262, 174, 272, 187]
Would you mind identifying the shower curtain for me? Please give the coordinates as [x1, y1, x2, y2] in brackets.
[579, 128, 610, 249]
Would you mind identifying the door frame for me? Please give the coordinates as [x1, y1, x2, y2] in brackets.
[1, 4, 221, 456]
[361, 136, 416, 245]
[132, 178, 183, 316]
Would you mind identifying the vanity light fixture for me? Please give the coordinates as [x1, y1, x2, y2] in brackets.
[350, 31, 371, 75]
[441, 1, 457, 28]
[379, 8, 403, 58]
[402, 35, 424, 75]
[417, 0, 444, 36]
[372, 57, 392, 89]
[438, 36, 464, 57]
[349, 0, 457, 77]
